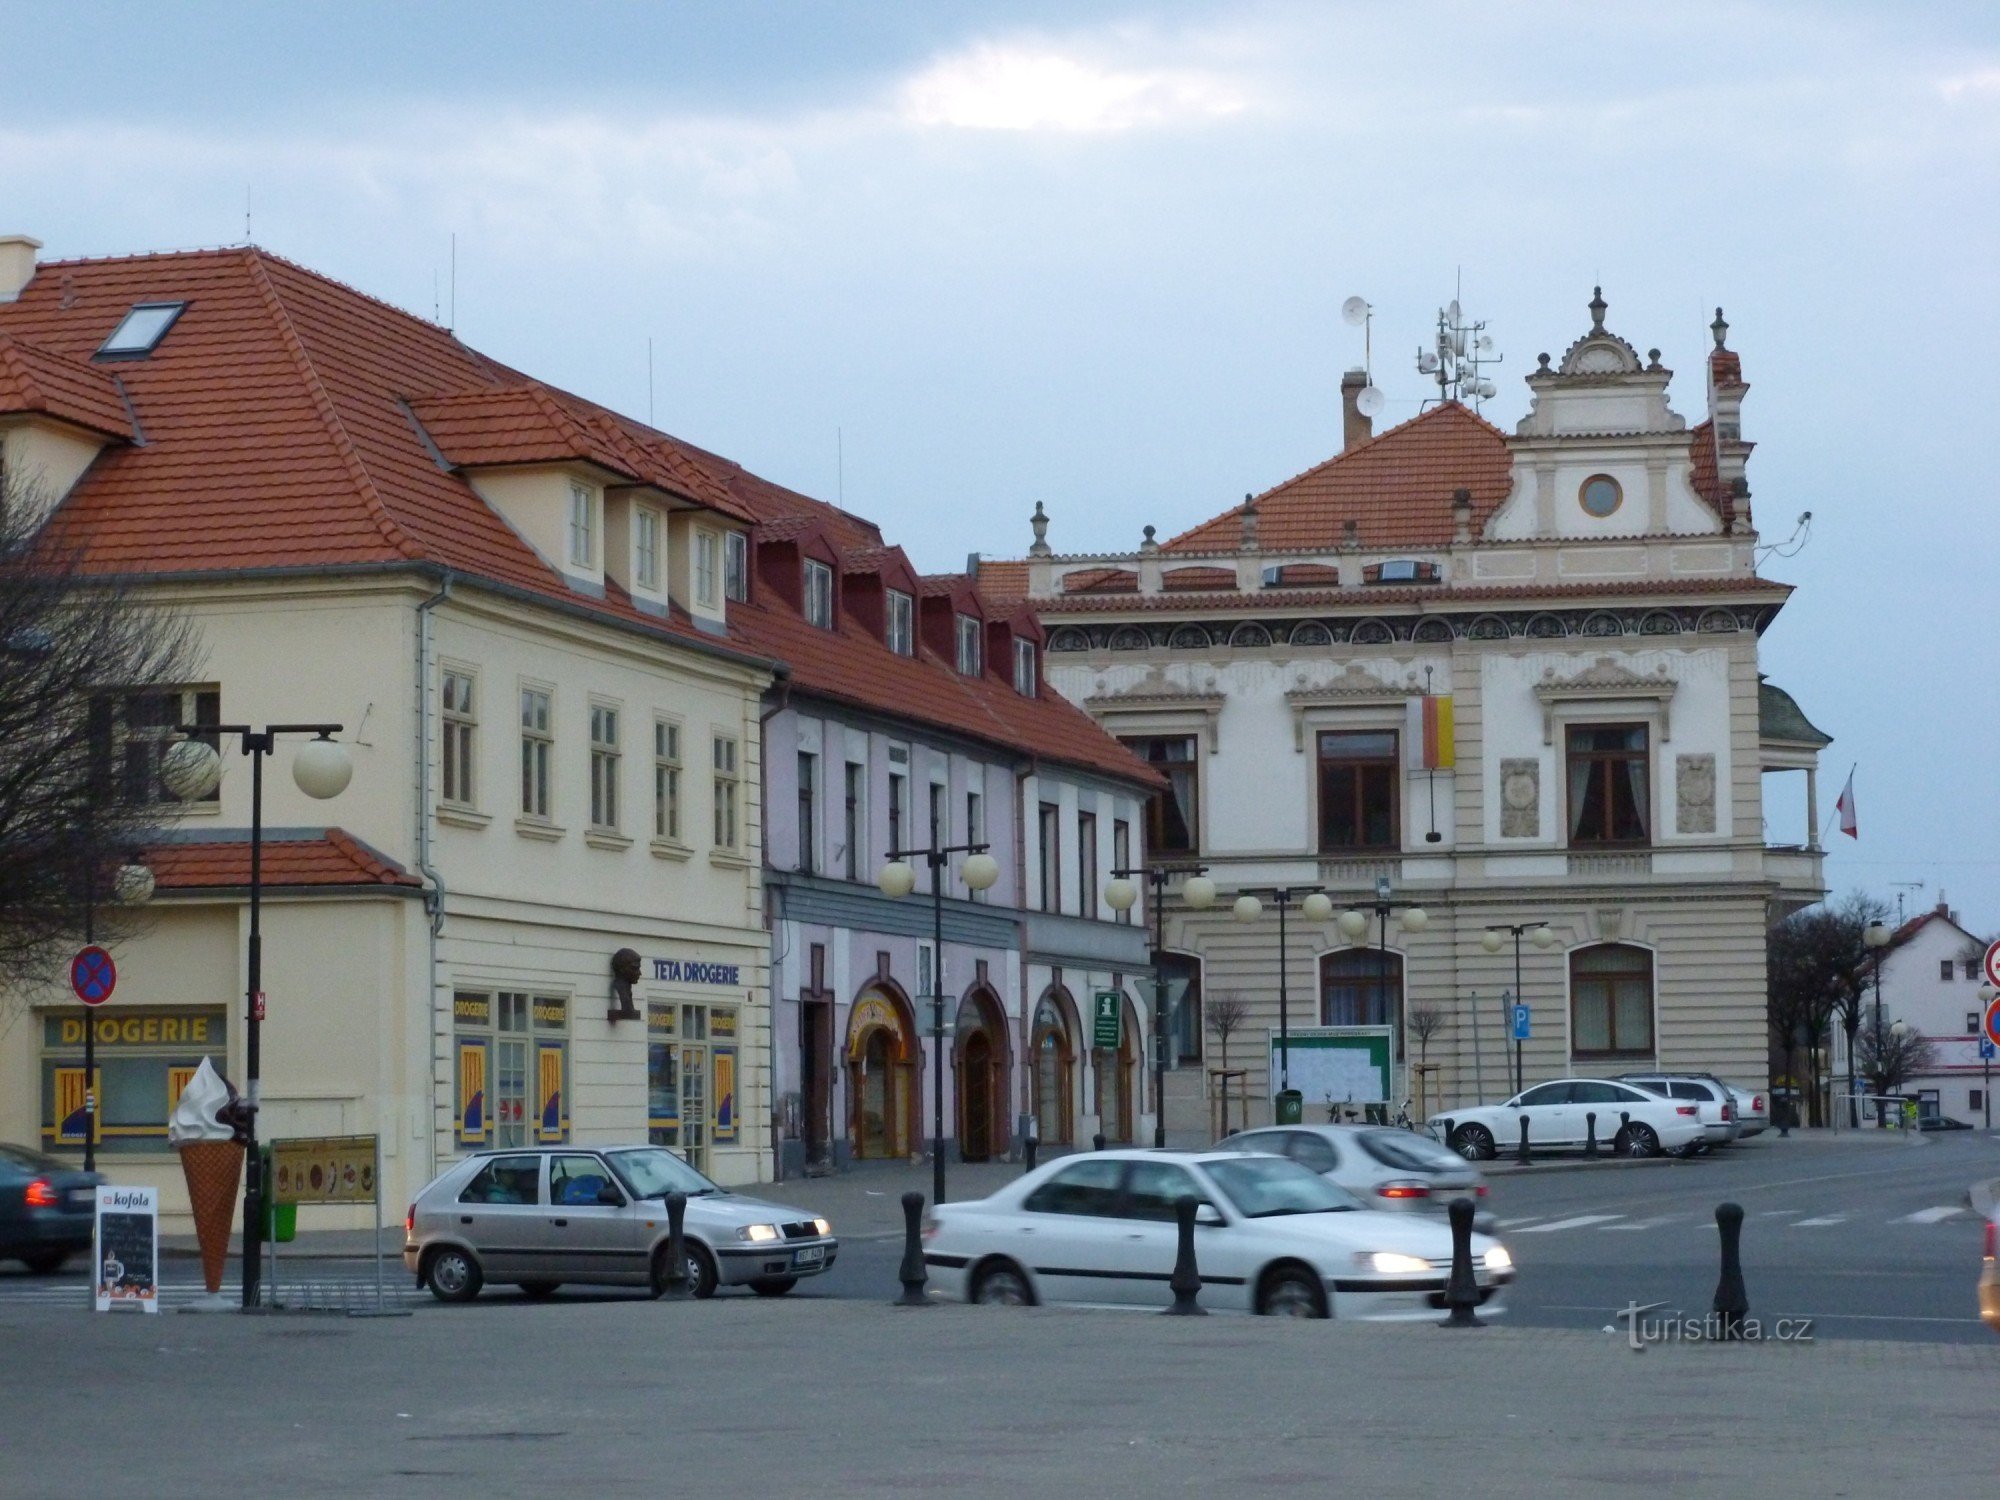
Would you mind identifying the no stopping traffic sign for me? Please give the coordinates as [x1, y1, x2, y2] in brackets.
[71, 945, 116, 1006]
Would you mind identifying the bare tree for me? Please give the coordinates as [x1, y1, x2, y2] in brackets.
[1204, 993, 1251, 1074]
[1766, 891, 1889, 1125]
[1406, 1002, 1446, 1067]
[0, 476, 201, 1000]
[1855, 1002, 1938, 1098]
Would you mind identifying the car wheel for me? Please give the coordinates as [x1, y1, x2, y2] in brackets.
[1452, 1124, 1496, 1162]
[519, 1280, 561, 1298]
[750, 1277, 797, 1297]
[21, 1250, 69, 1275]
[423, 1246, 483, 1303]
[683, 1242, 719, 1299]
[1617, 1123, 1660, 1158]
[970, 1259, 1034, 1306]
[1258, 1265, 1327, 1318]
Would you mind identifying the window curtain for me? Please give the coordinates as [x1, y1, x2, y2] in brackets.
[1568, 756, 1592, 838]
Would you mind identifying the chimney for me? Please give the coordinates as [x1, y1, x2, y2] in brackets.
[1239, 494, 1259, 552]
[1451, 487, 1474, 544]
[1340, 367, 1372, 450]
[0, 235, 42, 303]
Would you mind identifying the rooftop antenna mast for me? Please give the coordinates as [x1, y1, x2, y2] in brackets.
[1889, 882, 1927, 924]
[1340, 296, 1386, 422]
[1417, 275, 1501, 411]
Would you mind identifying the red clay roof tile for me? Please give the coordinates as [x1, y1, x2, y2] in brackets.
[147, 828, 420, 891]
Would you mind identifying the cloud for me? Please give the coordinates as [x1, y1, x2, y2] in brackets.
[899, 42, 1247, 132]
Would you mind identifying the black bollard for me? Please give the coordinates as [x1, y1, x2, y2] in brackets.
[1777, 1099, 1791, 1139]
[1712, 1201, 1748, 1339]
[1024, 1135, 1039, 1172]
[1515, 1113, 1531, 1165]
[1163, 1195, 1206, 1316]
[1093, 1132, 1106, 1152]
[1619, 1110, 1630, 1152]
[660, 1191, 689, 1298]
[895, 1191, 930, 1307]
[1438, 1196, 1484, 1328]
[1439, 1116, 1455, 1150]
[1584, 1111, 1599, 1159]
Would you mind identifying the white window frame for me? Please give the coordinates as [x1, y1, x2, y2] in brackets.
[520, 684, 554, 821]
[441, 666, 477, 808]
[654, 718, 683, 843]
[568, 482, 598, 569]
[886, 590, 914, 656]
[695, 529, 720, 608]
[589, 701, 620, 831]
[712, 733, 740, 849]
[1013, 637, 1037, 696]
[956, 614, 982, 676]
[804, 559, 835, 629]
[635, 506, 663, 592]
[724, 530, 749, 602]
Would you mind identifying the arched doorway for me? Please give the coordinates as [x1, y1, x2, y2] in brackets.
[954, 986, 1010, 1162]
[1094, 993, 1141, 1143]
[1030, 991, 1076, 1145]
[847, 986, 917, 1160]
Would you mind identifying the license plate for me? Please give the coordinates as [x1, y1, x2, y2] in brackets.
[68, 1189, 94, 1206]
[792, 1245, 825, 1268]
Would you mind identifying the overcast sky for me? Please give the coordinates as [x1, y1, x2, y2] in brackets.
[8, 1, 1997, 930]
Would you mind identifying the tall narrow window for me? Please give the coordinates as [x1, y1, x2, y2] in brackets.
[886, 590, 914, 655]
[1119, 735, 1198, 854]
[568, 483, 596, 568]
[1039, 802, 1061, 913]
[1112, 820, 1132, 923]
[1316, 730, 1399, 852]
[712, 735, 739, 848]
[520, 688, 553, 819]
[1078, 810, 1098, 917]
[724, 531, 749, 602]
[1321, 950, 1405, 1040]
[589, 704, 620, 830]
[1570, 944, 1655, 1057]
[956, 615, 982, 675]
[441, 670, 476, 807]
[967, 788, 986, 901]
[798, 751, 819, 874]
[804, 559, 835, 628]
[888, 769, 907, 857]
[1566, 724, 1650, 845]
[843, 762, 863, 880]
[929, 782, 947, 889]
[1013, 637, 1037, 696]
[695, 530, 720, 607]
[654, 720, 682, 841]
[635, 508, 662, 591]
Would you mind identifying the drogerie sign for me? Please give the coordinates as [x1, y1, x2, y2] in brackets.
[650, 957, 742, 986]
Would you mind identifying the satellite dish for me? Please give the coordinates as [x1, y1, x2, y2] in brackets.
[1446, 299, 1462, 324]
[1417, 353, 1439, 374]
[1476, 335, 1495, 352]
[1356, 385, 1386, 418]
[1341, 296, 1370, 327]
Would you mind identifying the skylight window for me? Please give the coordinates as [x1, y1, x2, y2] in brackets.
[96, 302, 186, 359]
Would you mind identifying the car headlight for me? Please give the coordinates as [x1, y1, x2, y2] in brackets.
[1364, 1251, 1432, 1275]
[1484, 1246, 1512, 1271]
[812, 1217, 832, 1238]
[737, 1223, 780, 1243]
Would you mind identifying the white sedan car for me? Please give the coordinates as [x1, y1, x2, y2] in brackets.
[922, 1149, 1511, 1320]
[1429, 1079, 1706, 1160]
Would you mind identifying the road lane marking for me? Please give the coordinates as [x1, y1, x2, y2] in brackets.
[1513, 1214, 1626, 1233]
[1601, 1218, 1672, 1231]
[1792, 1215, 1846, 1227]
[1497, 1216, 1546, 1228]
[1897, 1206, 1965, 1224]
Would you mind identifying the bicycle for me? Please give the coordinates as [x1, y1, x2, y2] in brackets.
[1390, 1099, 1415, 1131]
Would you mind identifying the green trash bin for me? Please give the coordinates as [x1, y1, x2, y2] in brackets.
[1274, 1089, 1303, 1125]
[258, 1151, 297, 1243]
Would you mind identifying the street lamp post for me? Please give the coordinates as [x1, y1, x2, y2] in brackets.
[78, 860, 156, 1174]
[1481, 920, 1557, 1097]
[1103, 865, 1215, 1147]
[878, 832, 1000, 1207]
[1863, 920, 1891, 1125]
[1334, 878, 1429, 1112]
[1228, 886, 1335, 1103]
[1980, 983, 1996, 1131]
[162, 723, 352, 1310]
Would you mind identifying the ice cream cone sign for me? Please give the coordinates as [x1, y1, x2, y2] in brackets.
[167, 1059, 246, 1295]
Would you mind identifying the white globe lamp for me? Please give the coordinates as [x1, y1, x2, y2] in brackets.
[877, 860, 916, 899]
[292, 736, 353, 800]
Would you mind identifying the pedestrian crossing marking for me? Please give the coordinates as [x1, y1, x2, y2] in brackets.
[1897, 1206, 1964, 1224]
[1793, 1215, 1846, 1227]
[1513, 1214, 1626, 1233]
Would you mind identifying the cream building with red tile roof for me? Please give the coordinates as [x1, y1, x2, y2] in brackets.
[980, 291, 1829, 1134]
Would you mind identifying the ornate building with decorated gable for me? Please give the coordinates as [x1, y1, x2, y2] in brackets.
[982, 290, 1828, 1128]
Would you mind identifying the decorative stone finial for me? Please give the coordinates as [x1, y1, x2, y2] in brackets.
[1647, 348, 1663, 370]
[1536, 352, 1551, 372]
[1711, 307, 1729, 348]
[1588, 286, 1607, 332]
[1028, 500, 1051, 557]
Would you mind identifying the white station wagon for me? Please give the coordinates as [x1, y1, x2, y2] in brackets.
[1430, 1079, 1706, 1160]
[922, 1149, 1511, 1320]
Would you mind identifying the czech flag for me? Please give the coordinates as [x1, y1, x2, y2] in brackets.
[1406, 695, 1455, 771]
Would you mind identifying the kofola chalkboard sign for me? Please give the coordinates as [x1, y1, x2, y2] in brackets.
[94, 1185, 159, 1313]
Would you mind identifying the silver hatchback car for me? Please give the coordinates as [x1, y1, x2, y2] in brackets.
[403, 1145, 837, 1303]
[1217, 1125, 1493, 1229]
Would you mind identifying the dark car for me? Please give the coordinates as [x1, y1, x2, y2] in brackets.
[0, 1143, 102, 1274]
[1921, 1115, 1974, 1132]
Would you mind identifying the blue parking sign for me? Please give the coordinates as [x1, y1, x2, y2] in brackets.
[1510, 1004, 1531, 1041]
[1981, 1038, 1996, 1061]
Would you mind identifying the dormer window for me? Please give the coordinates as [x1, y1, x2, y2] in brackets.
[1013, 638, 1037, 697]
[725, 531, 749, 602]
[805, 559, 835, 628]
[96, 301, 185, 359]
[886, 589, 914, 656]
[955, 614, 982, 676]
[694, 529, 719, 607]
[567, 482, 597, 569]
[1364, 559, 1440, 585]
[635, 507, 662, 591]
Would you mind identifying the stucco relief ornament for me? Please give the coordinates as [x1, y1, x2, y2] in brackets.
[1676, 754, 1718, 835]
[609, 947, 643, 1021]
[1500, 759, 1540, 838]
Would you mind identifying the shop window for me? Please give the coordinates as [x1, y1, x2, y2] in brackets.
[38, 1007, 227, 1155]
[1570, 944, 1655, 1058]
[1567, 724, 1649, 845]
[455, 991, 567, 1148]
[1119, 735, 1198, 854]
[1317, 729, 1399, 851]
[648, 1002, 738, 1174]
